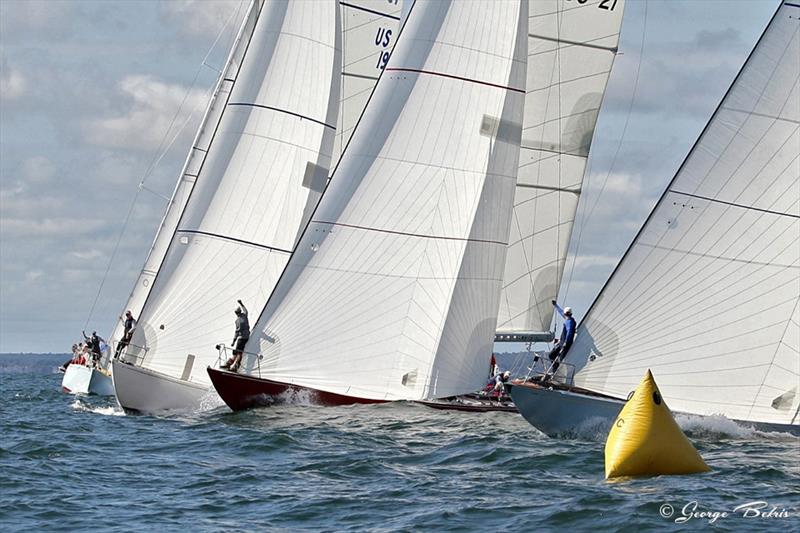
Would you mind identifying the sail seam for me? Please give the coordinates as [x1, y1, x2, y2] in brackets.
[635, 241, 800, 269]
[528, 32, 617, 53]
[342, 71, 379, 81]
[720, 105, 800, 125]
[515, 182, 581, 194]
[175, 229, 292, 254]
[339, 1, 400, 21]
[313, 221, 508, 246]
[384, 67, 525, 93]
[669, 189, 800, 219]
[520, 144, 588, 158]
[227, 102, 337, 129]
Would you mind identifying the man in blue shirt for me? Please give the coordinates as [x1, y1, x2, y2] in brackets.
[547, 300, 576, 377]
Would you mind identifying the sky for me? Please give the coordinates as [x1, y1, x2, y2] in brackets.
[0, 0, 779, 353]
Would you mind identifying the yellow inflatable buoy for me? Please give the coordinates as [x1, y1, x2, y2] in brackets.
[605, 369, 710, 478]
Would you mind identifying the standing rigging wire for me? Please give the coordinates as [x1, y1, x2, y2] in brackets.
[82, 5, 247, 333]
[560, 0, 649, 307]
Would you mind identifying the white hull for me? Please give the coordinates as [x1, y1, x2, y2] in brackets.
[112, 359, 217, 414]
[61, 365, 114, 396]
[508, 382, 800, 437]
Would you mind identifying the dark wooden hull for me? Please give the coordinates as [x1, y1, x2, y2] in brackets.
[418, 397, 517, 413]
[207, 367, 387, 411]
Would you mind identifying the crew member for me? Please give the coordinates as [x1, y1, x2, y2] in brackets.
[115, 310, 137, 359]
[547, 300, 576, 377]
[222, 300, 249, 372]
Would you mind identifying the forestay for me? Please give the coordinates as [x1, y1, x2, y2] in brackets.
[496, 0, 625, 336]
[111, 0, 262, 348]
[129, 0, 342, 385]
[245, 0, 528, 401]
[570, 2, 800, 426]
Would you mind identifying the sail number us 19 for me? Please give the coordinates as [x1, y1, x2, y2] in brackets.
[375, 27, 393, 70]
[566, 0, 619, 10]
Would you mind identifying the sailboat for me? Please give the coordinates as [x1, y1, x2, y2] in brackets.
[110, 0, 404, 413]
[208, 0, 529, 411]
[509, 0, 800, 436]
[420, 0, 627, 413]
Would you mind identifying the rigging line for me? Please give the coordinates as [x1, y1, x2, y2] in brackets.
[133, 0, 266, 328]
[669, 189, 800, 219]
[84, 7, 242, 332]
[562, 0, 648, 306]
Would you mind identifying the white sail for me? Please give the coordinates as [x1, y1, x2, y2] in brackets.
[245, 0, 529, 401]
[570, 1, 800, 426]
[128, 0, 342, 385]
[335, 0, 403, 164]
[496, 0, 625, 336]
[111, 0, 262, 348]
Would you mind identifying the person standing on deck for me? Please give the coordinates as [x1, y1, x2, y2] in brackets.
[82, 330, 105, 367]
[547, 300, 576, 377]
[222, 300, 249, 372]
[115, 310, 137, 359]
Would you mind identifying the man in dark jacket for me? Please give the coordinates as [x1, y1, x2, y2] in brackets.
[222, 300, 249, 372]
[82, 330, 105, 367]
[115, 310, 137, 359]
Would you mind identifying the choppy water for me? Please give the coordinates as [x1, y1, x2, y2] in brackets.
[1, 354, 798, 531]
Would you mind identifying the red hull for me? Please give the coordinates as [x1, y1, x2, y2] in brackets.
[207, 367, 387, 411]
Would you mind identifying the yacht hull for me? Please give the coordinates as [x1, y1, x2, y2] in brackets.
[61, 365, 114, 396]
[112, 359, 214, 413]
[207, 368, 387, 411]
[508, 381, 800, 437]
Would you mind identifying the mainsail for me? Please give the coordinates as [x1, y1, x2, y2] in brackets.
[496, 0, 625, 338]
[244, 0, 529, 401]
[110, 0, 262, 348]
[335, 0, 403, 164]
[569, 1, 799, 426]
[123, 0, 342, 385]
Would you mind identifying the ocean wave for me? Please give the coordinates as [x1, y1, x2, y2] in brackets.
[70, 399, 125, 417]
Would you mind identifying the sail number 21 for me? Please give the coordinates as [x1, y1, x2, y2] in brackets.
[566, 0, 619, 10]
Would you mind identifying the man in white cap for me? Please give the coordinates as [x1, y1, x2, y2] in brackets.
[546, 300, 576, 378]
